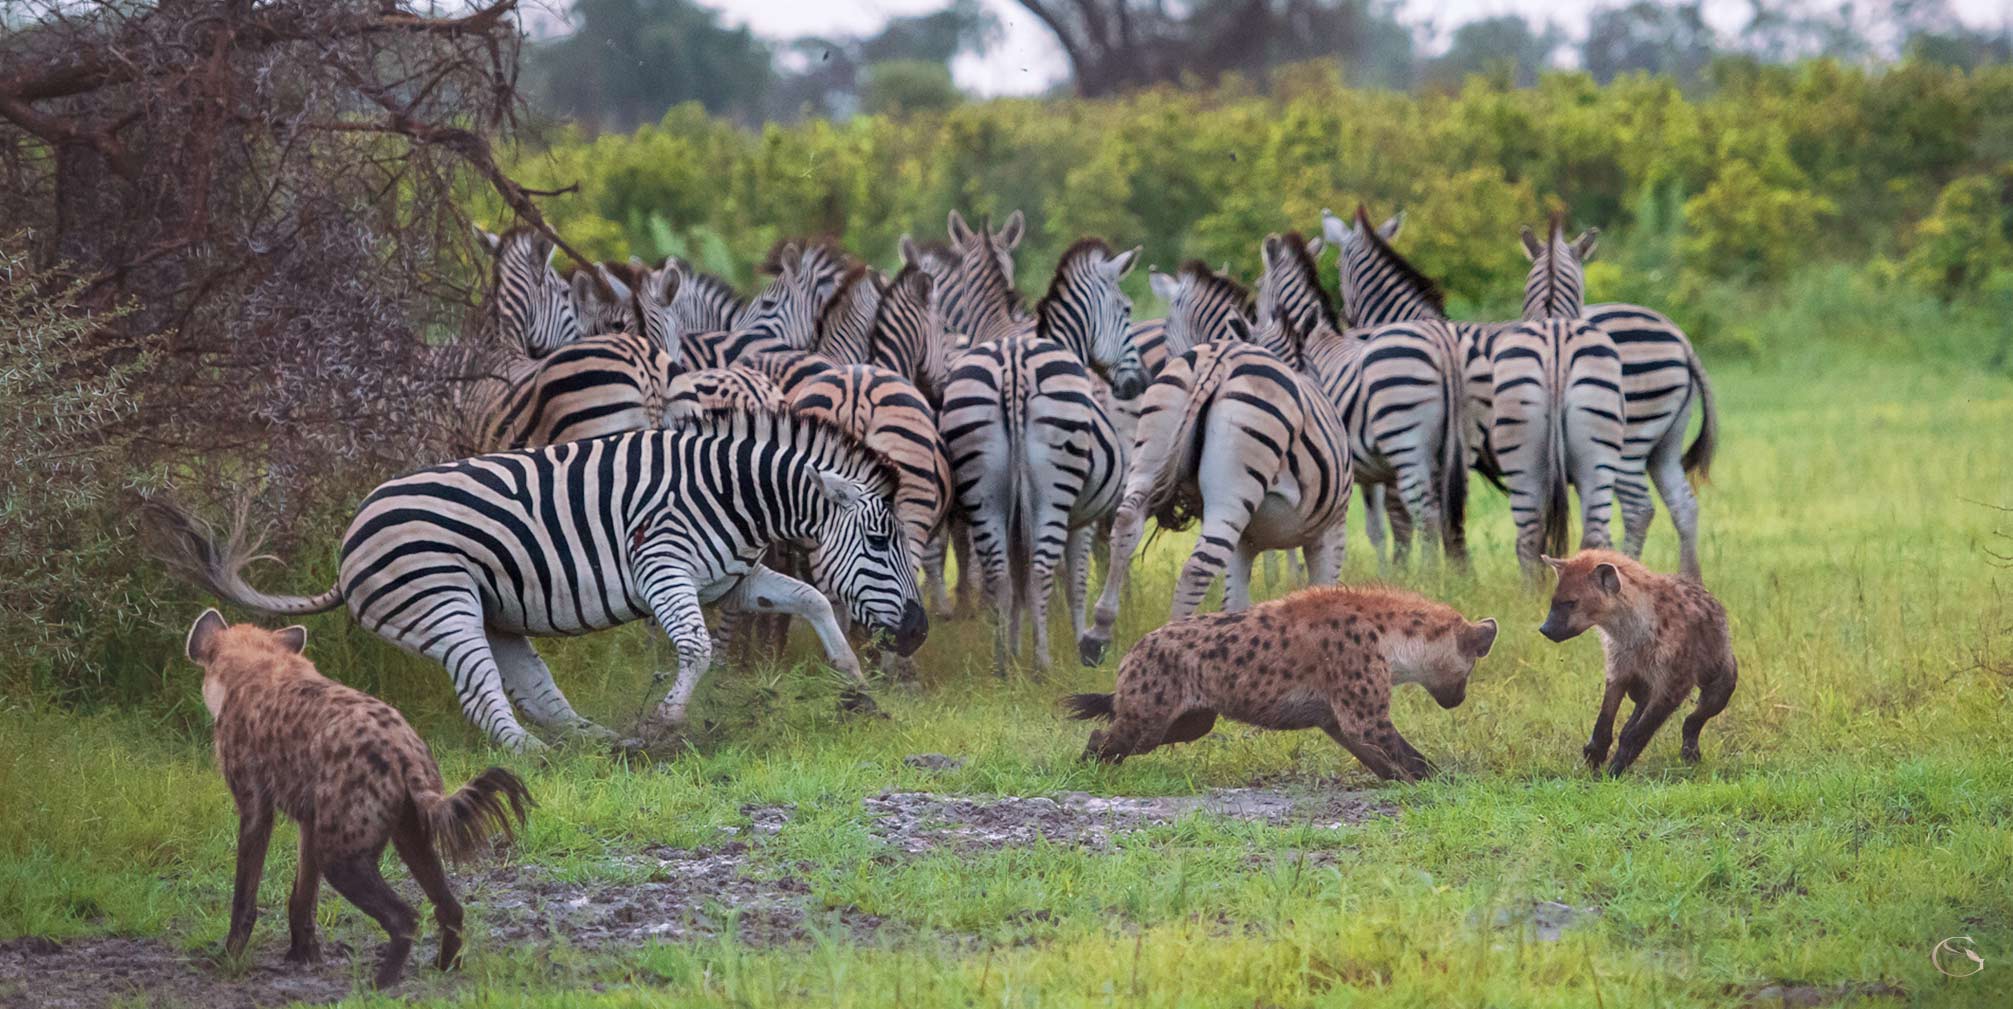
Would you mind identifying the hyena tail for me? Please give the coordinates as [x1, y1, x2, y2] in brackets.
[142, 498, 345, 616]
[419, 767, 535, 863]
[1062, 692, 1116, 721]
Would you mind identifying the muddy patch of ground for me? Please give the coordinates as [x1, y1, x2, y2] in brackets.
[864, 786, 1396, 854]
[0, 786, 1394, 1008]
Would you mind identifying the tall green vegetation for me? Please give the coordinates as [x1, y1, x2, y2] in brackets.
[504, 59, 2013, 351]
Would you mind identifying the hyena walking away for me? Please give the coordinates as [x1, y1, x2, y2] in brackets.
[1538, 550, 1737, 775]
[1066, 586, 1497, 781]
[185, 611, 532, 988]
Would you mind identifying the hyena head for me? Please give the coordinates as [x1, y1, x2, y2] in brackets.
[184, 609, 307, 718]
[806, 472, 928, 657]
[1538, 552, 1627, 642]
[1384, 614, 1498, 709]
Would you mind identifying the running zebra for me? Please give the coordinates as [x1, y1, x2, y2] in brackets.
[1254, 232, 1474, 569]
[940, 238, 1145, 676]
[1327, 206, 1716, 579]
[146, 410, 928, 752]
[1079, 311, 1351, 665]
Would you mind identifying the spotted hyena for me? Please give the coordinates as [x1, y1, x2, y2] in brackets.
[1538, 550, 1737, 775]
[1065, 586, 1498, 781]
[186, 610, 533, 988]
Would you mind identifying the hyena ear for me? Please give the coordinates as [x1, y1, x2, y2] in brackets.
[1520, 225, 1543, 261]
[186, 609, 227, 664]
[1461, 618, 1499, 659]
[1592, 563, 1622, 595]
[274, 625, 308, 654]
[816, 471, 868, 510]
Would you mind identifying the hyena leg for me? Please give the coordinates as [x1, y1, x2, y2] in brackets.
[488, 631, 611, 742]
[721, 564, 875, 708]
[391, 814, 464, 971]
[1328, 707, 1434, 781]
[322, 852, 418, 989]
[1606, 689, 1684, 776]
[1681, 663, 1737, 764]
[1647, 431, 1703, 582]
[399, 603, 540, 752]
[284, 830, 322, 964]
[1583, 679, 1630, 768]
[1224, 539, 1258, 612]
[225, 798, 275, 958]
[1082, 496, 1147, 665]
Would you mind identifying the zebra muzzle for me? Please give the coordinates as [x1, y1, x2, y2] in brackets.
[886, 600, 929, 656]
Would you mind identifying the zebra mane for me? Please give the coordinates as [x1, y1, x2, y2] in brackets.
[1349, 207, 1446, 317]
[761, 235, 852, 277]
[1273, 231, 1339, 329]
[681, 405, 902, 501]
[678, 263, 743, 302]
[905, 238, 958, 270]
[870, 264, 931, 333]
[817, 265, 881, 338]
[1176, 259, 1253, 317]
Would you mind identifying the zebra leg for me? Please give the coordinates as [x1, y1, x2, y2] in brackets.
[635, 575, 714, 741]
[1647, 433, 1703, 582]
[1305, 525, 1343, 586]
[487, 631, 614, 743]
[722, 565, 880, 715]
[1173, 512, 1250, 619]
[1393, 467, 1444, 575]
[921, 526, 953, 619]
[1081, 497, 1146, 665]
[1568, 429, 1618, 551]
[1614, 464, 1656, 559]
[952, 519, 982, 619]
[1261, 550, 1281, 590]
[1021, 493, 1077, 678]
[1224, 539, 1258, 612]
[1363, 482, 1390, 573]
[409, 612, 541, 753]
[1064, 525, 1095, 666]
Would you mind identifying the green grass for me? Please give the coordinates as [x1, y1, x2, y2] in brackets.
[4, 341, 2011, 1007]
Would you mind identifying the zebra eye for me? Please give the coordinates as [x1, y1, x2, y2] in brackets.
[866, 532, 893, 552]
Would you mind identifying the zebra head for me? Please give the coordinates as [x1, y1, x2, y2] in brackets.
[768, 237, 857, 317]
[633, 256, 686, 361]
[805, 470, 928, 656]
[1326, 207, 1444, 329]
[870, 265, 951, 403]
[1520, 213, 1598, 321]
[948, 209, 1024, 289]
[1039, 238, 1145, 398]
[734, 244, 822, 349]
[475, 224, 581, 358]
[1153, 261, 1255, 358]
[1256, 232, 1338, 339]
[568, 261, 638, 337]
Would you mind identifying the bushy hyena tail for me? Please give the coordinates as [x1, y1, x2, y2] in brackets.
[418, 767, 534, 863]
[142, 498, 345, 616]
[1063, 692, 1116, 721]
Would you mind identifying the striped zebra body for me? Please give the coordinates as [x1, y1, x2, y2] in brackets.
[465, 330, 680, 454]
[148, 411, 927, 752]
[664, 368, 789, 425]
[1329, 207, 1715, 578]
[940, 238, 1144, 675]
[1257, 230, 1473, 568]
[787, 365, 954, 568]
[679, 245, 824, 369]
[1487, 317, 1625, 575]
[1080, 337, 1351, 664]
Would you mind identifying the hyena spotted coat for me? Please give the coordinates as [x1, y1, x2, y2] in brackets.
[1539, 550, 1737, 775]
[187, 611, 531, 989]
[1066, 586, 1497, 781]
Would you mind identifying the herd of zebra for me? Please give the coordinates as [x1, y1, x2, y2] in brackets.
[149, 205, 1717, 753]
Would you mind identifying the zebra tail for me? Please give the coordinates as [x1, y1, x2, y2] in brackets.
[1132, 354, 1223, 532]
[1438, 351, 1470, 556]
[1681, 349, 1717, 484]
[141, 498, 345, 617]
[417, 766, 534, 864]
[1539, 370, 1572, 560]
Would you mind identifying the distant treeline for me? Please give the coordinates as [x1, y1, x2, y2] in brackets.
[504, 59, 2013, 347]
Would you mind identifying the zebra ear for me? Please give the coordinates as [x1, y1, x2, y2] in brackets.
[1306, 236, 1324, 257]
[186, 609, 227, 664]
[1573, 228, 1600, 262]
[815, 471, 867, 510]
[1148, 270, 1179, 303]
[899, 235, 922, 267]
[596, 263, 632, 305]
[473, 225, 502, 255]
[570, 267, 602, 308]
[274, 625, 308, 654]
[1520, 226, 1543, 261]
[1321, 208, 1347, 247]
[648, 260, 683, 305]
[1106, 246, 1140, 280]
[997, 210, 1026, 249]
[1223, 314, 1252, 343]
[1379, 211, 1404, 241]
[897, 267, 931, 301]
[1260, 235, 1279, 270]
[947, 210, 974, 246]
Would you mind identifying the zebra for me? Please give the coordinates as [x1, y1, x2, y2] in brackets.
[1254, 232, 1474, 570]
[1487, 220, 1626, 576]
[1520, 215, 1598, 320]
[1325, 206, 1716, 580]
[566, 261, 640, 337]
[940, 238, 1145, 676]
[472, 225, 582, 358]
[1079, 294, 1352, 665]
[902, 210, 1027, 347]
[628, 255, 744, 344]
[677, 244, 826, 370]
[763, 237, 859, 326]
[664, 367, 788, 425]
[146, 409, 928, 753]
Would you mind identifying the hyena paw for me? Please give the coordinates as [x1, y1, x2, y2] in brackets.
[284, 941, 322, 965]
[1582, 740, 1609, 768]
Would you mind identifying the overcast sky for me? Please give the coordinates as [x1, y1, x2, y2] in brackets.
[686, 0, 2010, 96]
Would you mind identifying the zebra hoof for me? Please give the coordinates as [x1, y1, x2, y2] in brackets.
[838, 688, 887, 719]
[1078, 636, 1107, 667]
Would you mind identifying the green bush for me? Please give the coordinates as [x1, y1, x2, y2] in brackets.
[1905, 167, 2013, 297]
